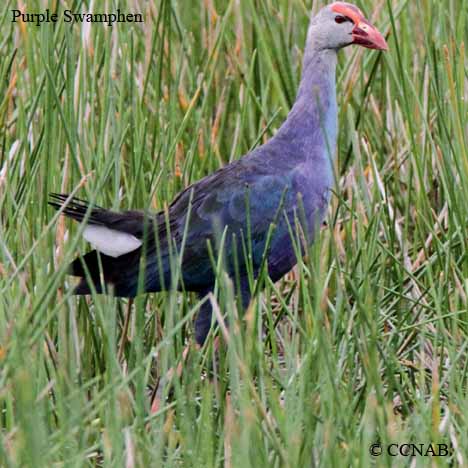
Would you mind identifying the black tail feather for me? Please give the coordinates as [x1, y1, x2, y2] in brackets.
[69, 249, 140, 297]
[74, 278, 99, 295]
[69, 250, 112, 277]
[48, 193, 105, 225]
[69, 250, 111, 295]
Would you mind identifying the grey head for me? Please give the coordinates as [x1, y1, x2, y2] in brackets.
[306, 2, 388, 52]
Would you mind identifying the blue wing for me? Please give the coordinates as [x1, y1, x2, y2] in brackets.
[161, 150, 308, 291]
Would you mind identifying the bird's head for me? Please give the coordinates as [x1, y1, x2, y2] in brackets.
[307, 2, 388, 51]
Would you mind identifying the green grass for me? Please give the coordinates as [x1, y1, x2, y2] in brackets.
[0, 0, 467, 466]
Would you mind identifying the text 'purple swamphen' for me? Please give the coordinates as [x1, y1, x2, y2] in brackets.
[50, 2, 388, 345]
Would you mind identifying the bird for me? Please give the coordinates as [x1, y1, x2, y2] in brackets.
[50, 2, 388, 346]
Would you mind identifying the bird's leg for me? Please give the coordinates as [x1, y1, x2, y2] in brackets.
[194, 295, 215, 346]
[239, 281, 252, 313]
[195, 281, 252, 346]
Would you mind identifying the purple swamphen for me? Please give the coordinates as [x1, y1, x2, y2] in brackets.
[50, 2, 388, 345]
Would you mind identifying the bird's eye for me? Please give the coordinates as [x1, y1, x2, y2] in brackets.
[335, 15, 350, 24]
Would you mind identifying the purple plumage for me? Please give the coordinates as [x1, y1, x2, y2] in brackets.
[50, 3, 387, 344]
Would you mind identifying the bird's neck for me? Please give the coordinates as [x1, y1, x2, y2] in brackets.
[276, 48, 338, 163]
